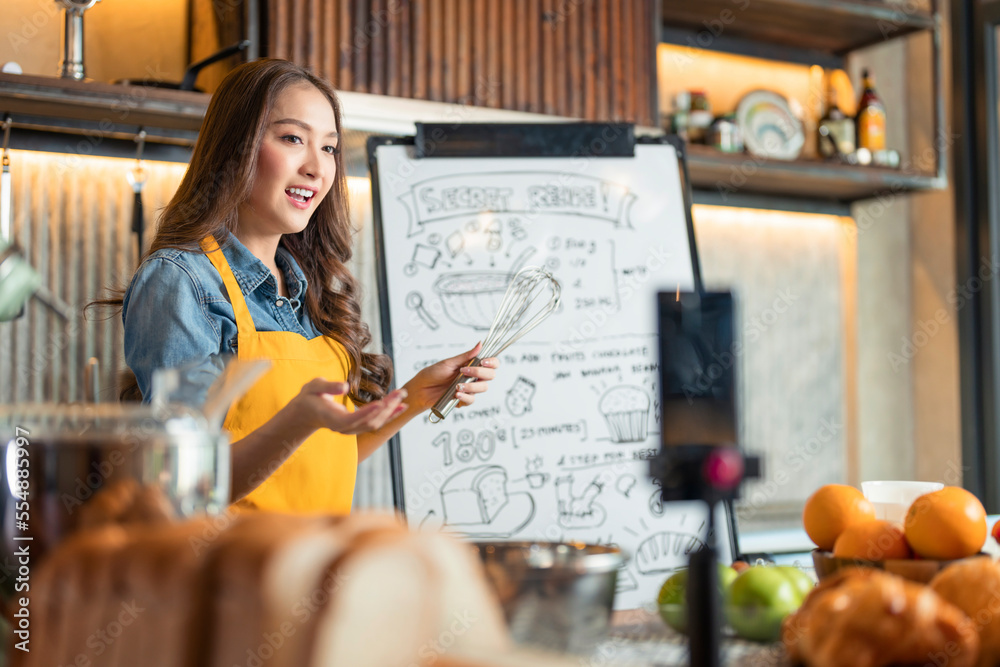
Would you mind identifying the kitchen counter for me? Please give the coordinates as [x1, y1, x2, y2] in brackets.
[596, 610, 790, 667]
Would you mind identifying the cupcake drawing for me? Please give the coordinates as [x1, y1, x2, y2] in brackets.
[599, 385, 651, 443]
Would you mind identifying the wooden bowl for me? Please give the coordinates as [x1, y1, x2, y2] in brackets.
[812, 549, 988, 584]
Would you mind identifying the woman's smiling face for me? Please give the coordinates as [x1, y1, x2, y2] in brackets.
[238, 82, 340, 239]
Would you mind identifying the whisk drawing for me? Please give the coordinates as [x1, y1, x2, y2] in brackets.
[428, 265, 562, 423]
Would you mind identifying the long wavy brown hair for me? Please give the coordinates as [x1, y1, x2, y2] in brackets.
[96, 59, 392, 404]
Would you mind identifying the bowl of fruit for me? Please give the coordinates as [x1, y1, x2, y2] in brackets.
[804, 483, 990, 584]
[657, 562, 814, 643]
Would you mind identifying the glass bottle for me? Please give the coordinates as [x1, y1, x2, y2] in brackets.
[818, 84, 856, 158]
[856, 68, 887, 152]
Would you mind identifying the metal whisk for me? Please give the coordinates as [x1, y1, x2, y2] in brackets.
[429, 266, 561, 423]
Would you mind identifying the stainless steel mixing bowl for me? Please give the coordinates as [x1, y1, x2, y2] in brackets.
[472, 541, 626, 655]
[0, 403, 229, 565]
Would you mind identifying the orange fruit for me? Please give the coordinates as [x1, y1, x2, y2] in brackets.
[993, 518, 1000, 544]
[904, 486, 986, 560]
[802, 484, 876, 551]
[833, 519, 912, 560]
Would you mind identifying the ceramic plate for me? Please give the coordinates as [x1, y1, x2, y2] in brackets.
[736, 90, 805, 161]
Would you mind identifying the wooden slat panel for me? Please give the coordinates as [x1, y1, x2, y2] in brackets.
[512, 0, 526, 111]
[387, 0, 401, 97]
[527, 0, 541, 113]
[428, 0, 443, 101]
[371, 0, 386, 94]
[568, 0, 582, 118]
[398, 0, 412, 98]
[552, 0, 568, 118]
[636, 0, 652, 126]
[486, 0, 501, 107]
[353, 0, 369, 93]
[271, 0, 289, 59]
[292, 0, 306, 66]
[596, 0, 610, 120]
[502, 0, 516, 109]
[323, 0, 338, 84]
[457, 0, 472, 102]
[310, 0, 323, 74]
[472, 0, 487, 105]
[610, 0, 624, 120]
[260, 0, 658, 123]
[443, 0, 457, 101]
[584, 0, 597, 119]
[339, 0, 354, 90]
[621, 0, 635, 122]
[542, 0, 556, 116]
[412, 0, 427, 98]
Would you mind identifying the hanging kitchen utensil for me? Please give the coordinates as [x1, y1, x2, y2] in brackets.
[0, 114, 36, 322]
[127, 129, 147, 263]
[1, 115, 11, 244]
[0, 115, 75, 322]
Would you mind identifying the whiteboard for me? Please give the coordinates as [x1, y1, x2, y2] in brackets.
[370, 133, 738, 610]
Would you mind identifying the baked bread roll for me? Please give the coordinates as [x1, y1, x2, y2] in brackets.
[930, 556, 1000, 667]
[782, 568, 979, 667]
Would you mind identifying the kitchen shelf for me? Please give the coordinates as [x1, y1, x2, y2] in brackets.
[0, 73, 208, 147]
[661, 0, 935, 57]
[684, 144, 944, 203]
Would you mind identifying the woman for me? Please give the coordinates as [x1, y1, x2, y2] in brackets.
[116, 59, 498, 514]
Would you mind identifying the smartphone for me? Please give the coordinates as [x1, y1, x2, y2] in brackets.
[657, 291, 738, 447]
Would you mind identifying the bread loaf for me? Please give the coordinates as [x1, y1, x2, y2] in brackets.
[305, 529, 443, 667]
[930, 556, 1000, 667]
[11, 511, 515, 667]
[106, 519, 218, 667]
[17, 525, 129, 667]
[783, 568, 979, 667]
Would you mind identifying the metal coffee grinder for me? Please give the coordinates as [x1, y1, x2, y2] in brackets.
[57, 0, 102, 80]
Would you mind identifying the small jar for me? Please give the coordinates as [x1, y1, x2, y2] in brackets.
[709, 114, 744, 153]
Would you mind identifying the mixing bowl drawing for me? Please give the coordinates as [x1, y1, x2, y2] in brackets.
[433, 271, 513, 330]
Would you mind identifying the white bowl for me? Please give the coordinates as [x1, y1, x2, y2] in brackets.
[861, 480, 944, 524]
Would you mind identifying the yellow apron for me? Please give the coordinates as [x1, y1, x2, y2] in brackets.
[202, 237, 357, 514]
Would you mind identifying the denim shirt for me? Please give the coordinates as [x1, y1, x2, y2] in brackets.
[122, 231, 321, 405]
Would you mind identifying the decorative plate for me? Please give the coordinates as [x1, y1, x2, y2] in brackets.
[736, 90, 805, 161]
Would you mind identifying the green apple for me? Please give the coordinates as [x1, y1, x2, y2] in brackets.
[657, 562, 739, 634]
[724, 566, 813, 642]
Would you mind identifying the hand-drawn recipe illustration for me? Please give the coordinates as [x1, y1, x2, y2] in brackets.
[616, 566, 639, 593]
[649, 488, 666, 518]
[522, 456, 550, 489]
[634, 531, 707, 575]
[446, 231, 465, 257]
[432, 432, 454, 466]
[616, 474, 638, 498]
[434, 429, 500, 466]
[406, 291, 440, 330]
[432, 247, 538, 330]
[412, 243, 447, 270]
[506, 376, 537, 416]
[599, 385, 652, 443]
[555, 475, 608, 529]
[441, 465, 535, 537]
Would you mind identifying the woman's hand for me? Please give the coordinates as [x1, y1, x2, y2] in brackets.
[287, 378, 408, 435]
[402, 342, 500, 412]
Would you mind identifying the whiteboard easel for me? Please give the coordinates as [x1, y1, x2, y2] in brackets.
[369, 124, 739, 610]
